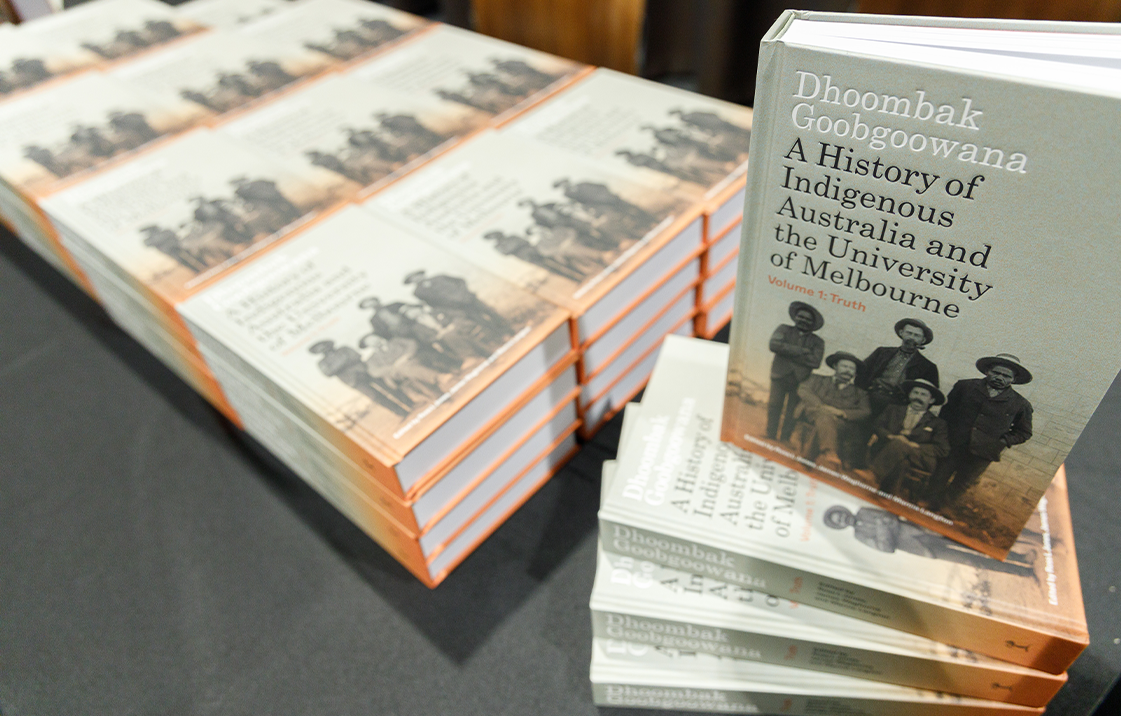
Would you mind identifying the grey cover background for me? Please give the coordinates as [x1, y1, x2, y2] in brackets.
[0, 223, 1117, 714]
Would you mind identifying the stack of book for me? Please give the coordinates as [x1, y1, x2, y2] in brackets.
[594, 337, 1087, 714]
[592, 9, 1121, 712]
[0, 0, 754, 585]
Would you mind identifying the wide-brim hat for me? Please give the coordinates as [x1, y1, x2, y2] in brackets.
[825, 351, 863, 372]
[788, 301, 824, 331]
[900, 378, 945, 405]
[308, 340, 334, 354]
[403, 270, 426, 285]
[895, 317, 933, 346]
[976, 354, 1032, 384]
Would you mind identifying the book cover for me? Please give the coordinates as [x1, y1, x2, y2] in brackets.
[362, 129, 699, 317]
[0, 21, 99, 100]
[217, 73, 487, 198]
[590, 638, 1045, 715]
[236, 0, 427, 70]
[20, 0, 206, 64]
[109, 29, 323, 121]
[722, 11, 1121, 558]
[39, 128, 350, 307]
[176, 205, 571, 494]
[594, 462, 1064, 706]
[0, 72, 202, 196]
[599, 336, 1088, 673]
[343, 23, 587, 126]
[503, 68, 752, 208]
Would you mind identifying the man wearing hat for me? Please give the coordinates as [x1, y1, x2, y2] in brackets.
[857, 318, 940, 417]
[927, 354, 1034, 510]
[795, 351, 870, 468]
[766, 301, 825, 442]
[866, 378, 950, 499]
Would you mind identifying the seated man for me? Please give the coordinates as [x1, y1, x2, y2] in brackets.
[796, 352, 870, 469]
[867, 378, 950, 500]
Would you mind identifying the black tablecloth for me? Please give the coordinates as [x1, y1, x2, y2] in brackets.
[1, 227, 1117, 715]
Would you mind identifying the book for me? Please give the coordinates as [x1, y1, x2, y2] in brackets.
[590, 637, 1044, 715]
[500, 67, 753, 243]
[176, 205, 574, 500]
[19, 0, 206, 65]
[343, 23, 588, 127]
[595, 459, 1065, 706]
[216, 73, 486, 199]
[235, 0, 427, 71]
[598, 336, 1088, 673]
[721, 11, 1121, 559]
[0, 18, 100, 102]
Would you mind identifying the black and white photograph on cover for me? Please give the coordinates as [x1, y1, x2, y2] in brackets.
[302, 17, 409, 62]
[482, 178, 663, 284]
[725, 298, 1046, 556]
[306, 113, 451, 187]
[309, 269, 526, 424]
[21, 109, 167, 182]
[0, 57, 54, 98]
[615, 107, 752, 187]
[178, 59, 314, 115]
[141, 177, 311, 275]
[78, 19, 188, 61]
[435, 57, 564, 116]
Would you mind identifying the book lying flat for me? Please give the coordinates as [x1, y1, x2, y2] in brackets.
[599, 337, 1087, 673]
[590, 638, 1044, 715]
[217, 73, 486, 199]
[174, 0, 286, 30]
[594, 460, 1064, 706]
[722, 11, 1121, 558]
[502, 67, 752, 241]
[0, 20, 99, 102]
[236, 0, 427, 71]
[343, 23, 588, 127]
[176, 205, 574, 500]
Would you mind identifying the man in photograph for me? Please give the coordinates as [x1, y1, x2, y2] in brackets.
[927, 354, 1034, 510]
[866, 378, 950, 499]
[795, 351, 870, 469]
[857, 317, 940, 420]
[765, 301, 825, 442]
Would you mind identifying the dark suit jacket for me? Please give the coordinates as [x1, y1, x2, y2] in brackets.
[857, 347, 940, 393]
[869, 404, 950, 466]
[769, 324, 824, 382]
[939, 378, 1033, 462]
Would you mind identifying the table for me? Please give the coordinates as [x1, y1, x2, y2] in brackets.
[1, 226, 1117, 714]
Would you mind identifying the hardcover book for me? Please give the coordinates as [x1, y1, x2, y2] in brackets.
[217, 73, 487, 199]
[176, 205, 574, 499]
[502, 67, 752, 239]
[598, 337, 1088, 673]
[235, 0, 426, 70]
[722, 11, 1121, 558]
[342, 22, 588, 127]
[594, 462, 1065, 706]
[590, 638, 1044, 715]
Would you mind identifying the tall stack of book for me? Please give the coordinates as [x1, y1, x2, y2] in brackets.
[594, 337, 1087, 714]
[592, 9, 1121, 711]
[0, 0, 755, 585]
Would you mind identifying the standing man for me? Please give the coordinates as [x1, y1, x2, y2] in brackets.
[928, 353, 1034, 510]
[796, 351, 870, 469]
[867, 378, 950, 499]
[857, 318, 940, 419]
[766, 301, 825, 442]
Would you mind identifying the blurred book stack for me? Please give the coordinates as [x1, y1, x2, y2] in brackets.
[0, 0, 751, 586]
[593, 336, 1088, 713]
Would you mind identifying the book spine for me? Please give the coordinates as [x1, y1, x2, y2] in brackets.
[598, 517, 1080, 673]
[591, 676, 1043, 716]
[590, 608, 1060, 707]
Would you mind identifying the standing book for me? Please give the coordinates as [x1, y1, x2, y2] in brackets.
[722, 12, 1121, 558]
